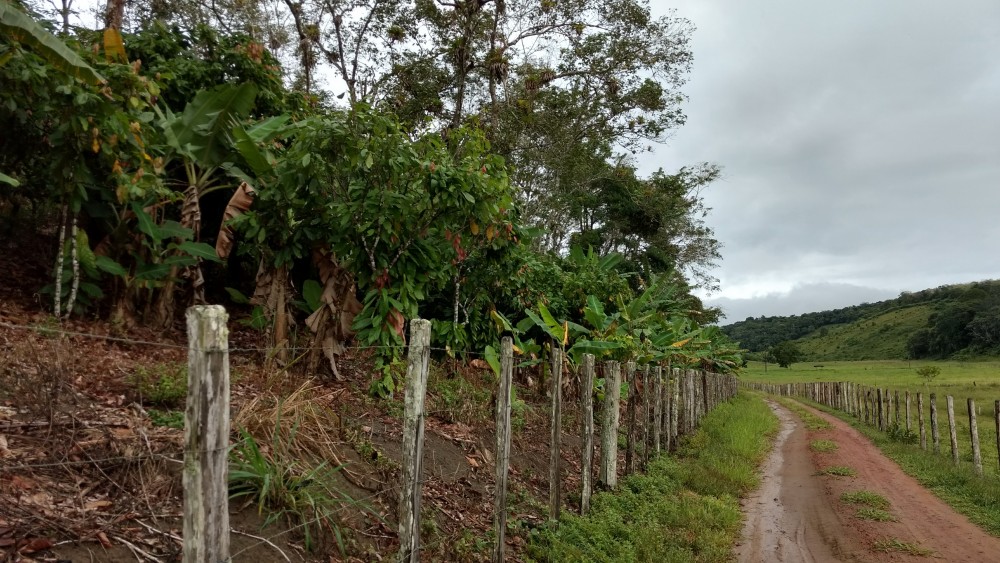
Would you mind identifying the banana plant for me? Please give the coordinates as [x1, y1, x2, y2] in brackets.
[149, 83, 263, 326]
[0, 0, 104, 85]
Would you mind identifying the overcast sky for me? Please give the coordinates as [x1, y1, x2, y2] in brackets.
[645, 0, 1000, 323]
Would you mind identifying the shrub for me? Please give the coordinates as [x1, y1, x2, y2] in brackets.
[128, 363, 187, 407]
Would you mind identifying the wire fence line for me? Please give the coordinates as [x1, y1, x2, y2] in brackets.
[0, 319, 488, 357]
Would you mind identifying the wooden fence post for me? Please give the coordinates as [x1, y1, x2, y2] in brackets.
[905, 391, 911, 434]
[492, 337, 514, 562]
[968, 398, 983, 477]
[653, 366, 663, 456]
[918, 393, 927, 450]
[642, 365, 651, 468]
[995, 400, 1000, 472]
[549, 344, 563, 521]
[580, 354, 595, 515]
[877, 388, 884, 430]
[930, 393, 941, 455]
[183, 305, 230, 563]
[994, 400, 1000, 472]
[599, 361, 621, 489]
[670, 368, 680, 449]
[399, 319, 431, 563]
[624, 362, 637, 475]
[946, 395, 959, 465]
[894, 390, 900, 427]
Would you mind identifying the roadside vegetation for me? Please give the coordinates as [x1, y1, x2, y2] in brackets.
[527, 393, 778, 561]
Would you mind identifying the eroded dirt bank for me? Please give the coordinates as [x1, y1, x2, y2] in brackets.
[737, 400, 1000, 562]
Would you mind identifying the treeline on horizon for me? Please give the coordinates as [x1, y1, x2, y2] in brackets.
[721, 280, 1000, 360]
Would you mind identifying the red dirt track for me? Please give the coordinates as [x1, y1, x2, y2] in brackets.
[737, 400, 1000, 562]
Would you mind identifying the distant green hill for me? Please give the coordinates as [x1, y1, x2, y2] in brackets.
[721, 280, 1000, 361]
[794, 303, 933, 360]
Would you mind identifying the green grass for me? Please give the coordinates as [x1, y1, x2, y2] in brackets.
[527, 393, 778, 562]
[855, 507, 897, 522]
[840, 490, 890, 509]
[810, 440, 838, 453]
[743, 360, 1000, 481]
[872, 538, 935, 557]
[819, 465, 856, 477]
[777, 398, 831, 430]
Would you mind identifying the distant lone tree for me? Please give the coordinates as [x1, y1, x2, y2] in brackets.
[915, 365, 940, 384]
[769, 341, 802, 369]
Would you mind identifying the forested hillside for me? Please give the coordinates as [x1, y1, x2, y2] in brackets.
[721, 280, 1000, 360]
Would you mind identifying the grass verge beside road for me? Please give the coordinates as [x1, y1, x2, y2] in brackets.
[527, 393, 778, 562]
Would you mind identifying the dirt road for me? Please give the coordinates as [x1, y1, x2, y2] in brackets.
[736, 400, 1000, 562]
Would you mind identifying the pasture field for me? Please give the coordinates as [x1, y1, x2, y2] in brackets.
[742, 360, 1000, 480]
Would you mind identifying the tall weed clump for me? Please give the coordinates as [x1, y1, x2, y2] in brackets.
[528, 393, 777, 561]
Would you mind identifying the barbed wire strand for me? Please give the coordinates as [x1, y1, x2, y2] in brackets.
[0, 320, 491, 357]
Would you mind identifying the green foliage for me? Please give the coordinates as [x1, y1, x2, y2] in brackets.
[871, 538, 934, 557]
[426, 366, 492, 426]
[840, 490, 890, 509]
[809, 440, 838, 453]
[229, 429, 376, 553]
[128, 363, 187, 407]
[768, 341, 802, 368]
[0, 0, 103, 85]
[855, 507, 897, 522]
[915, 365, 940, 382]
[148, 408, 184, 429]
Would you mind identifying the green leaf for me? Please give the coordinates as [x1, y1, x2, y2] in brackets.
[94, 255, 127, 277]
[0, 2, 104, 85]
[131, 203, 159, 240]
[225, 287, 250, 304]
[168, 83, 258, 168]
[484, 345, 501, 377]
[158, 220, 193, 240]
[302, 279, 322, 312]
[176, 241, 222, 262]
[0, 171, 19, 186]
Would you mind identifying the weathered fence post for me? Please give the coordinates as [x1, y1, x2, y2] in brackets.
[876, 388, 884, 430]
[995, 400, 1000, 472]
[653, 366, 663, 456]
[549, 344, 563, 521]
[492, 337, 514, 562]
[968, 398, 983, 477]
[930, 393, 941, 455]
[894, 390, 900, 427]
[918, 393, 927, 450]
[399, 319, 431, 563]
[642, 365, 651, 467]
[905, 391, 911, 434]
[670, 368, 680, 449]
[184, 305, 230, 563]
[946, 395, 959, 465]
[580, 354, 595, 515]
[599, 361, 621, 489]
[624, 362, 637, 475]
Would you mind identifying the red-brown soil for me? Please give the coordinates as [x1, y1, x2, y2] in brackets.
[738, 400, 1000, 562]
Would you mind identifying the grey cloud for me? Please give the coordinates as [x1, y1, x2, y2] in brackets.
[707, 283, 898, 323]
[646, 0, 1000, 315]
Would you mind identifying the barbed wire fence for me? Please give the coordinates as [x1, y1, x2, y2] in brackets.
[0, 308, 741, 562]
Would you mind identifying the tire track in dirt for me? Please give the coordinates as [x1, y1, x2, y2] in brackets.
[737, 399, 1000, 562]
